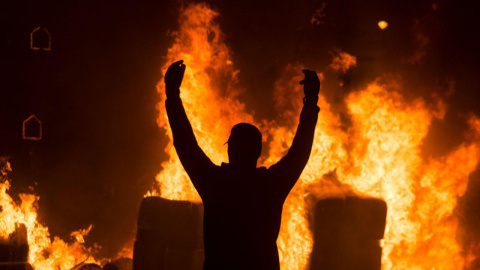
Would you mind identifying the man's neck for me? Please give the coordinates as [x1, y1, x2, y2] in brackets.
[228, 161, 257, 170]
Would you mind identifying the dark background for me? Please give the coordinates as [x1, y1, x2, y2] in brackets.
[1, 0, 479, 258]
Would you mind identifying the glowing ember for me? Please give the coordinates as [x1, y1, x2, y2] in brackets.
[378, 20, 389, 30]
[151, 3, 480, 269]
[1, 158, 100, 269]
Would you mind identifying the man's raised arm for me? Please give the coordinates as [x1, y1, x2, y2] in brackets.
[164, 60, 215, 191]
[269, 69, 320, 195]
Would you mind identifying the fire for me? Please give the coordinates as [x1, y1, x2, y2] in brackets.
[152, 3, 480, 269]
[148, 3, 257, 201]
[340, 84, 480, 268]
[378, 20, 389, 30]
[330, 50, 357, 73]
[1, 158, 100, 269]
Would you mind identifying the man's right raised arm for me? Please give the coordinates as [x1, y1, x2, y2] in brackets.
[164, 60, 215, 189]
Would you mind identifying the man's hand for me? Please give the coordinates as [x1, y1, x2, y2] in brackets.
[165, 60, 186, 99]
[299, 69, 320, 100]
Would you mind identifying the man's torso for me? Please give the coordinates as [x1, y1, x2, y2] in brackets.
[198, 164, 289, 270]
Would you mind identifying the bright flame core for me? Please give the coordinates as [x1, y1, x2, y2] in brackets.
[378, 20, 389, 30]
[151, 3, 480, 270]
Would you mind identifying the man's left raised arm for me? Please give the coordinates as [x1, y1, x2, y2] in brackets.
[269, 69, 320, 193]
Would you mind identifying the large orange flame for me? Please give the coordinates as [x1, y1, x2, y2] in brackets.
[152, 3, 480, 269]
[340, 83, 480, 269]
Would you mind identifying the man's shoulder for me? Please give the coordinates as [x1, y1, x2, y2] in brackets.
[257, 166, 267, 172]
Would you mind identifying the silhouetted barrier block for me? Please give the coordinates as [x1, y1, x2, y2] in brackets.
[310, 196, 387, 270]
[133, 196, 204, 270]
[0, 223, 33, 270]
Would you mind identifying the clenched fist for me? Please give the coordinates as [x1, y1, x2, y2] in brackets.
[299, 69, 320, 100]
[165, 60, 186, 99]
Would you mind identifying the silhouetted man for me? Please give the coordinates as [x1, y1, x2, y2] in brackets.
[165, 60, 320, 270]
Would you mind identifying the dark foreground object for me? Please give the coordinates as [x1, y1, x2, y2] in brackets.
[310, 196, 387, 270]
[133, 196, 204, 270]
[0, 224, 33, 270]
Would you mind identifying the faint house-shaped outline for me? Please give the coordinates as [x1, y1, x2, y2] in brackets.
[30, 27, 51, 51]
[22, 115, 42, 141]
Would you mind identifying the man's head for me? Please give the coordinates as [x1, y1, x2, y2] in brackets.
[227, 123, 262, 167]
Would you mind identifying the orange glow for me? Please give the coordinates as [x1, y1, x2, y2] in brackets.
[330, 50, 357, 73]
[152, 3, 480, 269]
[0, 163, 100, 269]
[378, 20, 389, 29]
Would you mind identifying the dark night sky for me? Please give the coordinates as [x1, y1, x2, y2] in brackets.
[1, 0, 480, 258]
